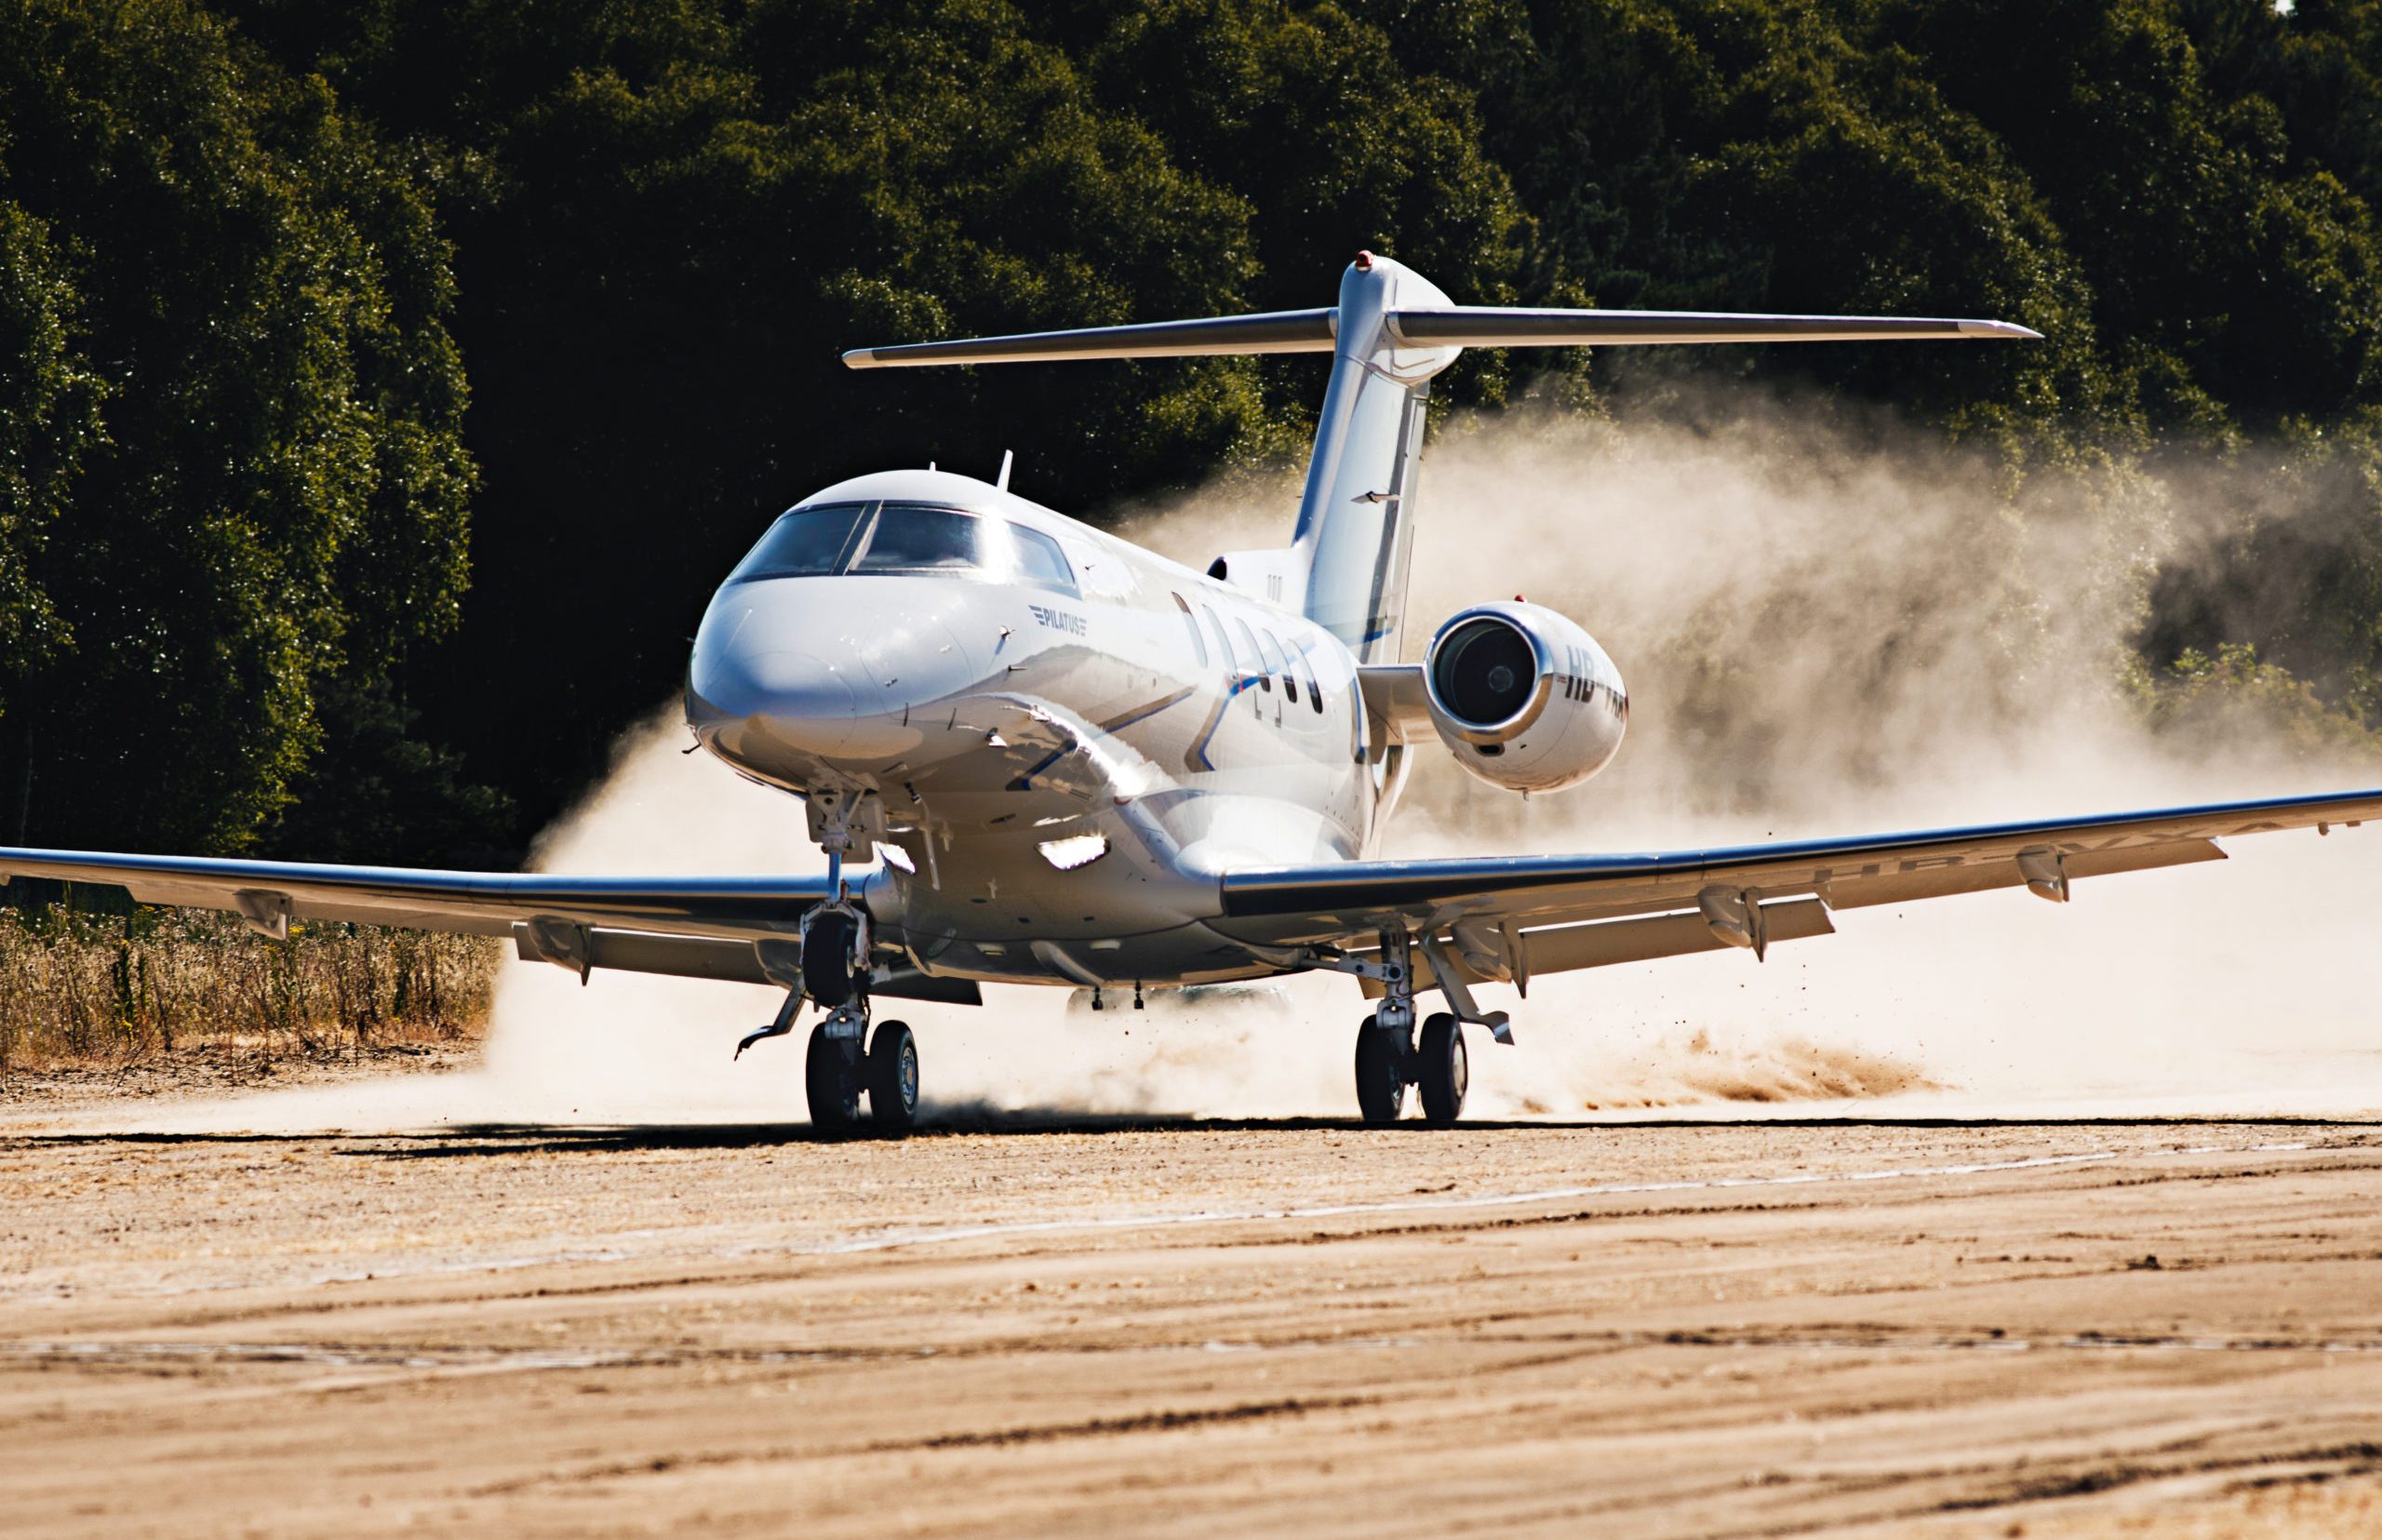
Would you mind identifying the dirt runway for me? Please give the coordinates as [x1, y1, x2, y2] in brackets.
[5, 1103, 2382, 1536]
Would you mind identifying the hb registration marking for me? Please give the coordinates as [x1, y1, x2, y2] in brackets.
[1029, 604, 1088, 636]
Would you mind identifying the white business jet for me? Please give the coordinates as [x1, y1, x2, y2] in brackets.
[9, 252, 2377, 1130]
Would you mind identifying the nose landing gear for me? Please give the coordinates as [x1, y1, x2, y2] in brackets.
[797, 1005, 919, 1132]
[742, 887, 922, 1133]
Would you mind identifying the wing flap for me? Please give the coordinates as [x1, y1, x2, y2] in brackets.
[1355, 898, 1838, 996]
[507, 925, 981, 1004]
[1821, 837, 2225, 909]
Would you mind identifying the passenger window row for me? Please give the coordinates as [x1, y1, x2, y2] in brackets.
[1173, 591, 1324, 714]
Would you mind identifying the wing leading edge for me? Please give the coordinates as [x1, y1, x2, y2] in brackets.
[1211, 787, 2382, 986]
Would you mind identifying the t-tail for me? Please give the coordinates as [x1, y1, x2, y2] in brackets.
[843, 253, 2037, 663]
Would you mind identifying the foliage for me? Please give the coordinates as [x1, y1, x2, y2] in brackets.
[2128, 642, 2382, 761]
[0, 199, 102, 713]
[0, 903, 497, 1067]
[0, 0, 480, 853]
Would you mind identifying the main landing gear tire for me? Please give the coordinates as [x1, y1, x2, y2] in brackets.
[866, 1020, 919, 1132]
[805, 1024, 862, 1132]
[1416, 1012, 1467, 1127]
[1354, 1019, 1408, 1125]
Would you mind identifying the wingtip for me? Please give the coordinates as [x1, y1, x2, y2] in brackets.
[1962, 319, 2043, 341]
[840, 348, 882, 369]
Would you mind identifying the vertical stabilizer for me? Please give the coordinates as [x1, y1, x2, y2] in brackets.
[1290, 255, 1460, 663]
[841, 266, 2035, 666]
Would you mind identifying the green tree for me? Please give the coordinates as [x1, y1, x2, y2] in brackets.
[1885, 0, 2382, 435]
[0, 199, 103, 722]
[223, 0, 1302, 832]
[1062, 0, 1537, 411]
[0, 0, 478, 854]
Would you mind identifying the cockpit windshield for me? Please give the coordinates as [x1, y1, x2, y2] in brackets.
[852, 506, 990, 574]
[727, 502, 869, 583]
[729, 501, 1077, 594]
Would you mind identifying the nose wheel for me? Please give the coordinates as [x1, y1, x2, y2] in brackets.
[865, 1020, 919, 1131]
[804, 1010, 918, 1132]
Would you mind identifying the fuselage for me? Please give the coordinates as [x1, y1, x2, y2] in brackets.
[685, 469, 1414, 991]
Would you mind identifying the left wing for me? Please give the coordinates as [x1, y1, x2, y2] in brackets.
[0, 849, 979, 1003]
[1210, 788, 2382, 987]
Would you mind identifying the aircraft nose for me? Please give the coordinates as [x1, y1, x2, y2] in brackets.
[688, 579, 980, 776]
[689, 644, 866, 757]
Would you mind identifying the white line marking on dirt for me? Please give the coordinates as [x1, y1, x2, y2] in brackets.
[801, 1140, 2316, 1257]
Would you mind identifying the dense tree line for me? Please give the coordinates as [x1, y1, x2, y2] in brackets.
[2, 0, 2377, 864]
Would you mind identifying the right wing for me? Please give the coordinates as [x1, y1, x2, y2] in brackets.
[1209, 787, 2382, 989]
[0, 848, 977, 1003]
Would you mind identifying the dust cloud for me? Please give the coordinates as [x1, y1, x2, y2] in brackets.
[122, 388, 2382, 1132]
[1127, 390, 2382, 1118]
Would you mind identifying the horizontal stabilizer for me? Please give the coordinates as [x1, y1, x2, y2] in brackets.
[843, 308, 1337, 368]
[1385, 307, 2040, 348]
[845, 304, 2036, 368]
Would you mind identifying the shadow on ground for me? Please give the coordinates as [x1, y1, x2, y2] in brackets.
[5, 1105, 2377, 1158]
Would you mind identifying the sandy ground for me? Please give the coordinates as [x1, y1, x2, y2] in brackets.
[2, 1080, 2381, 1538]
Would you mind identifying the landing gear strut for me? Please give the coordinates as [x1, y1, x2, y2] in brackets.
[741, 877, 921, 1132]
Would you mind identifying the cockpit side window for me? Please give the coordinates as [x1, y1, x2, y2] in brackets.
[851, 504, 989, 574]
[728, 502, 871, 583]
[1011, 525, 1077, 593]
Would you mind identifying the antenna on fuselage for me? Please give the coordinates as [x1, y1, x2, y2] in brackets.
[997, 449, 1014, 492]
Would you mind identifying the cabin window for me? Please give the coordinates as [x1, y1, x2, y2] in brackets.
[1305, 658, 1325, 713]
[1234, 618, 1271, 691]
[1265, 631, 1299, 703]
[1172, 594, 1208, 666]
[728, 502, 871, 583]
[1205, 608, 1238, 677]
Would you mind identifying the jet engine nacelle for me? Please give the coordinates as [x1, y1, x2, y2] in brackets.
[1422, 601, 1628, 793]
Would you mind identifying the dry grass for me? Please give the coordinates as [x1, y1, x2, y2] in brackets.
[0, 905, 500, 1070]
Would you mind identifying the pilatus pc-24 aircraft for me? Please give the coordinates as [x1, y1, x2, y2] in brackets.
[10, 253, 2380, 1129]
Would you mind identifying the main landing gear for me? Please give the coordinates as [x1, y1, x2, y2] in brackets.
[1348, 927, 1469, 1126]
[1355, 1011, 1468, 1126]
